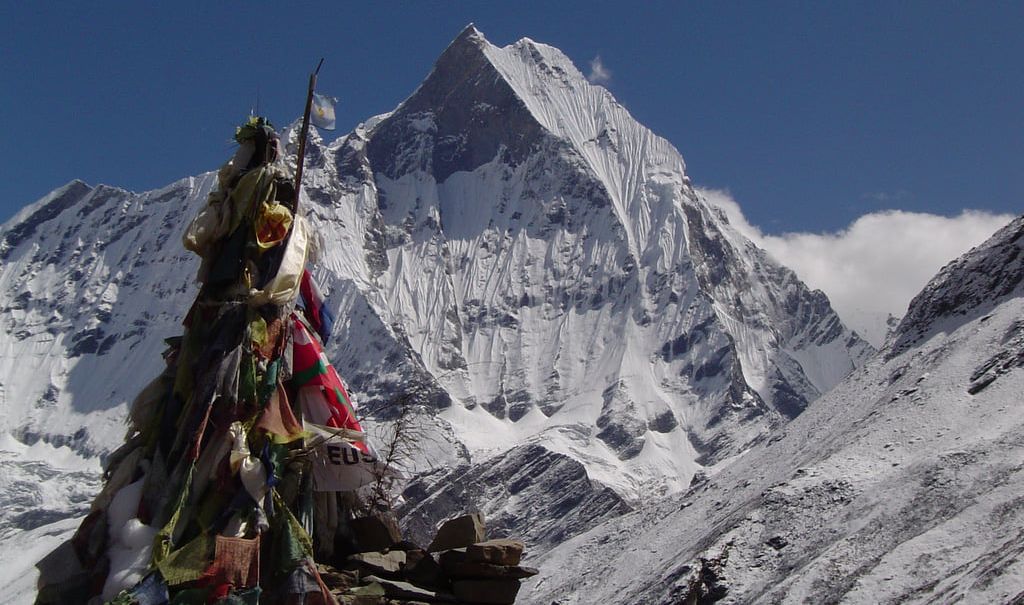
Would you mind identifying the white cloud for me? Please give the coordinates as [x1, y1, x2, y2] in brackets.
[588, 55, 612, 85]
[700, 187, 1016, 345]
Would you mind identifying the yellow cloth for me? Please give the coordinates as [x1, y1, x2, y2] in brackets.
[155, 532, 214, 586]
[183, 165, 289, 258]
[248, 216, 311, 307]
[254, 202, 293, 250]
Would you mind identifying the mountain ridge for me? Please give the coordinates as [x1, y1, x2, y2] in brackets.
[524, 212, 1024, 605]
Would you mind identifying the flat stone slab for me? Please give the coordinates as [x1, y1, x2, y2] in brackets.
[347, 550, 407, 575]
[361, 576, 457, 602]
[444, 560, 539, 580]
[466, 539, 524, 566]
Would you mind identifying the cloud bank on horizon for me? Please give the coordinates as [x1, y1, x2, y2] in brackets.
[700, 188, 1016, 346]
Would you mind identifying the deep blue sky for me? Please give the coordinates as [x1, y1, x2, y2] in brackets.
[2, 2, 1020, 232]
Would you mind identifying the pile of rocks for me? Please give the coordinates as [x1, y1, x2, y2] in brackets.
[322, 512, 537, 604]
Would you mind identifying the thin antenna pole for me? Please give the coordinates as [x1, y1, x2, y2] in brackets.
[293, 58, 324, 214]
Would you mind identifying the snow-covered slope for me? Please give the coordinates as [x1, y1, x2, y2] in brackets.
[0, 26, 872, 593]
[525, 215, 1024, 604]
[341, 25, 872, 497]
[0, 178, 211, 453]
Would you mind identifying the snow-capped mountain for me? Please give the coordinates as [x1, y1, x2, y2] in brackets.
[526, 215, 1024, 604]
[313, 24, 872, 497]
[0, 25, 873, 598]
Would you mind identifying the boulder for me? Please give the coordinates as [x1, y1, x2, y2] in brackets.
[437, 547, 469, 569]
[427, 513, 486, 553]
[350, 512, 403, 552]
[405, 549, 445, 588]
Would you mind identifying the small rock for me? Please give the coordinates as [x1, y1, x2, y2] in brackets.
[350, 581, 385, 597]
[338, 595, 384, 605]
[428, 513, 486, 553]
[390, 539, 423, 552]
[766, 536, 788, 550]
[317, 565, 358, 591]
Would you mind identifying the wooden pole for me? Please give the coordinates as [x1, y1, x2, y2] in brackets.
[293, 58, 324, 213]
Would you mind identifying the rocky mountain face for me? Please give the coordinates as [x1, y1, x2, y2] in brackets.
[311, 25, 872, 496]
[0, 26, 872, 600]
[525, 215, 1024, 604]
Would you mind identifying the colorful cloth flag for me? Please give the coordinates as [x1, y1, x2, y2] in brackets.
[290, 316, 361, 440]
[303, 420, 382, 492]
[310, 93, 337, 131]
[299, 269, 334, 344]
[212, 535, 260, 588]
[130, 572, 170, 605]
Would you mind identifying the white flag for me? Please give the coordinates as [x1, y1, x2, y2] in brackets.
[304, 420, 381, 492]
[310, 93, 337, 131]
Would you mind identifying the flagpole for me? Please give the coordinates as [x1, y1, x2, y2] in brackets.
[294, 58, 324, 214]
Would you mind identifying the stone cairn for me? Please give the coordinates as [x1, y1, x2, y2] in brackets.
[319, 512, 536, 605]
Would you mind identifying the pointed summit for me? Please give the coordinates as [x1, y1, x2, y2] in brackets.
[452, 22, 485, 47]
[367, 25, 547, 181]
[428, 22, 490, 74]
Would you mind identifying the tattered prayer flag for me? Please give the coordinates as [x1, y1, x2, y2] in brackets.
[291, 318, 360, 436]
[299, 270, 334, 344]
[310, 93, 337, 130]
[130, 572, 169, 605]
[213, 535, 260, 588]
[303, 420, 383, 492]
[255, 384, 304, 443]
[156, 531, 214, 586]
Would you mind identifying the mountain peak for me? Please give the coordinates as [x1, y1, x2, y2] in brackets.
[452, 22, 485, 47]
[359, 27, 870, 476]
[366, 26, 547, 181]
[890, 214, 1023, 354]
[432, 23, 491, 74]
[367, 24, 629, 184]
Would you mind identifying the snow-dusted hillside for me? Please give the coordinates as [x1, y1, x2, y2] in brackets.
[0, 26, 873, 599]
[526, 215, 1024, 604]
